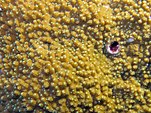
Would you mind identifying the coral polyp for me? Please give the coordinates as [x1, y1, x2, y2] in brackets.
[0, 0, 151, 113]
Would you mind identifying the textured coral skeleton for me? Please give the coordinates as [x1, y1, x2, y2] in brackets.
[0, 0, 151, 113]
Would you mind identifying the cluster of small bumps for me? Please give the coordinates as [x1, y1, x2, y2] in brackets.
[0, 0, 151, 113]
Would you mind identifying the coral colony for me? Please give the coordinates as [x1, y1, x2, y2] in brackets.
[0, 0, 151, 113]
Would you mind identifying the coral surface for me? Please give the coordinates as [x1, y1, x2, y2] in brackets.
[0, 0, 151, 113]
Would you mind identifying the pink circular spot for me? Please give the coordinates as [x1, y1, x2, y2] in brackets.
[106, 41, 120, 55]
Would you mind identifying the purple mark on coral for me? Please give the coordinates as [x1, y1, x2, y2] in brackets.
[127, 37, 134, 43]
[106, 41, 120, 55]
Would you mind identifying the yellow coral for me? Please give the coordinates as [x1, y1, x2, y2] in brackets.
[0, 0, 151, 113]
